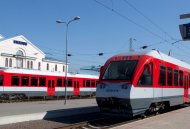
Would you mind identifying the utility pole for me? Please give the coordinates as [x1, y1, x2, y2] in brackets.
[129, 38, 135, 52]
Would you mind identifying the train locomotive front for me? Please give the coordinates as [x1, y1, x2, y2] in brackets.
[96, 50, 186, 117]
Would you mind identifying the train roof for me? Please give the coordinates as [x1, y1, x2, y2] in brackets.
[0, 68, 99, 79]
[114, 50, 190, 70]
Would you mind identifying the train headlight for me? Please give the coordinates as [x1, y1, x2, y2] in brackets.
[121, 83, 129, 89]
[98, 83, 106, 89]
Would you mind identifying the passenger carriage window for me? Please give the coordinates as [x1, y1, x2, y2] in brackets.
[39, 77, 46, 86]
[57, 78, 62, 87]
[189, 74, 190, 87]
[174, 69, 178, 86]
[68, 79, 72, 87]
[83, 80, 86, 87]
[22, 76, 29, 86]
[137, 63, 153, 86]
[159, 65, 166, 86]
[12, 76, 20, 86]
[0, 75, 3, 86]
[179, 71, 183, 86]
[167, 67, 173, 86]
[52, 80, 55, 88]
[91, 80, 95, 87]
[86, 80, 91, 87]
[31, 77, 38, 86]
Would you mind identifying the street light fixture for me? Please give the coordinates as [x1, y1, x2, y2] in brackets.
[56, 16, 80, 105]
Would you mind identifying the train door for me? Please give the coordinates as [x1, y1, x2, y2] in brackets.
[47, 79, 55, 96]
[74, 81, 80, 96]
[184, 75, 188, 102]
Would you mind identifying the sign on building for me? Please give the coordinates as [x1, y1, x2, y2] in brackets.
[179, 23, 190, 40]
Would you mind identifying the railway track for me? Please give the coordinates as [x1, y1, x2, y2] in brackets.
[55, 103, 190, 129]
[0, 95, 95, 103]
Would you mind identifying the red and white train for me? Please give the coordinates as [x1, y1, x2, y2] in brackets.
[0, 68, 98, 100]
[96, 50, 190, 116]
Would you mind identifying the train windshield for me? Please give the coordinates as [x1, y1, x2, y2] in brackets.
[102, 60, 138, 80]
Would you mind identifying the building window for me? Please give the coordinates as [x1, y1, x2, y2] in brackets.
[55, 64, 57, 71]
[16, 50, 24, 68]
[38, 62, 41, 70]
[30, 61, 33, 69]
[9, 58, 12, 67]
[47, 64, 49, 71]
[5, 58, 8, 67]
[27, 61, 30, 69]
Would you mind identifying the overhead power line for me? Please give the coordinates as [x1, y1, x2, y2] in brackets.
[94, 0, 168, 41]
[123, 0, 175, 40]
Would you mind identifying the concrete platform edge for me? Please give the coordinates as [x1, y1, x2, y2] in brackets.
[0, 106, 99, 125]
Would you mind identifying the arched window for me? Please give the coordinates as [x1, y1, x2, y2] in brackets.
[5, 58, 8, 67]
[47, 63, 49, 70]
[30, 61, 33, 69]
[55, 64, 57, 71]
[27, 61, 30, 69]
[9, 58, 12, 67]
[16, 50, 24, 68]
[38, 62, 41, 70]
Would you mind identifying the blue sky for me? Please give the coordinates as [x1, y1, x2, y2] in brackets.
[1, 0, 190, 74]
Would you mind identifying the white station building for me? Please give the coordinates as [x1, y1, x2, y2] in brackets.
[0, 34, 67, 72]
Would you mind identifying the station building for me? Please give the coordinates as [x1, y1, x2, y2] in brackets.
[0, 34, 67, 72]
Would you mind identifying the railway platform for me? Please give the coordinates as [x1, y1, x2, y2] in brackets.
[112, 105, 190, 129]
[0, 98, 99, 125]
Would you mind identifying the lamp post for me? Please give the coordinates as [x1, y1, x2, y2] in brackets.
[56, 16, 80, 105]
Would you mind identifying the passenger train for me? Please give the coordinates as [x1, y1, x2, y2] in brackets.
[0, 68, 98, 100]
[96, 50, 190, 116]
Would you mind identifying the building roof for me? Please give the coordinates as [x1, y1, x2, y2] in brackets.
[43, 57, 66, 64]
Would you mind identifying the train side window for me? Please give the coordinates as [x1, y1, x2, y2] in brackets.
[74, 81, 77, 88]
[57, 78, 62, 87]
[174, 69, 178, 86]
[189, 74, 190, 87]
[159, 65, 166, 86]
[31, 77, 38, 86]
[179, 71, 183, 86]
[39, 77, 46, 86]
[137, 63, 153, 86]
[68, 79, 72, 87]
[91, 80, 95, 87]
[12, 76, 20, 86]
[22, 76, 29, 86]
[83, 80, 86, 87]
[86, 80, 91, 87]
[167, 67, 173, 86]
[0, 75, 4, 86]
